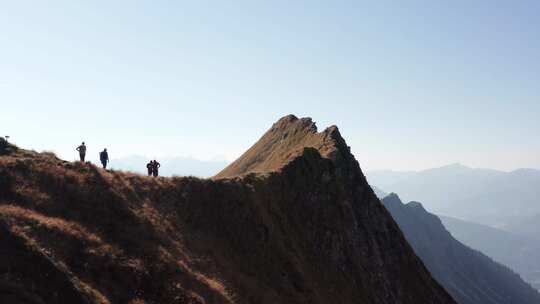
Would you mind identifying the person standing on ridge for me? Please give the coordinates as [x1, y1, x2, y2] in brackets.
[146, 161, 153, 176]
[152, 159, 161, 177]
[100, 148, 109, 169]
[76, 142, 86, 162]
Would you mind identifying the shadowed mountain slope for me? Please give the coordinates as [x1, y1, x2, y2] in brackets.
[382, 193, 540, 304]
[0, 117, 454, 304]
[441, 215, 540, 291]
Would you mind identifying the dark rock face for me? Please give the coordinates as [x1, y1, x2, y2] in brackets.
[0, 137, 6, 153]
[382, 193, 540, 304]
[0, 116, 455, 303]
[0, 137, 16, 156]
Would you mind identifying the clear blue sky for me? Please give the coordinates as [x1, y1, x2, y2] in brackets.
[2, 1, 539, 171]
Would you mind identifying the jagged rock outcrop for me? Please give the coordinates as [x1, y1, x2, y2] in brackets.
[0, 115, 454, 303]
[382, 193, 540, 304]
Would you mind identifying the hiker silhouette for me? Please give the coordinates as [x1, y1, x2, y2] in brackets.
[100, 149, 109, 169]
[146, 161, 153, 176]
[76, 142, 86, 162]
[152, 160, 161, 177]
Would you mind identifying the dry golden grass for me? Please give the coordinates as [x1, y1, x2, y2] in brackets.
[0, 205, 103, 243]
[72, 279, 112, 304]
[214, 115, 341, 179]
[196, 273, 235, 303]
[1, 214, 113, 304]
[0, 205, 122, 260]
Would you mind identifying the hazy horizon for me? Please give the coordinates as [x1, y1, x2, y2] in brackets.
[367, 162, 540, 174]
[2, 1, 539, 172]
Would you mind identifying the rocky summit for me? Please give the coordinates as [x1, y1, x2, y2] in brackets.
[0, 115, 454, 304]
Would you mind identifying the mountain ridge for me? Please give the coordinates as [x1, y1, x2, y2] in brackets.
[441, 215, 540, 291]
[381, 193, 540, 304]
[367, 164, 540, 228]
[0, 116, 454, 304]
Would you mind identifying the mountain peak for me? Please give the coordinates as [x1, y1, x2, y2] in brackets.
[214, 115, 348, 179]
[274, 114, 313, 128]
[406, 201, 426, 211]
[431, 163, 469, 172]
[382, 192, 403, 205]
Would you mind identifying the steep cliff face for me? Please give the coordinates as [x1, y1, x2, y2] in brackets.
[0, 116, 454, 304]
[382, 193, 540, 304]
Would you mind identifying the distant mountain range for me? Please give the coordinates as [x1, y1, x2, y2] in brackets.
[441, 216, 540, 291]
[371, 185, 387, 199]
[504, 213, 540, 241]
[367, 164, 540, 230]
[382, 193, 540, 304]
[109, 155, 228, 178]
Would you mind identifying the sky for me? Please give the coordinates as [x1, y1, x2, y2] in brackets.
[1, 1, 539, 171]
